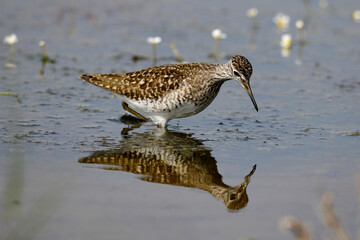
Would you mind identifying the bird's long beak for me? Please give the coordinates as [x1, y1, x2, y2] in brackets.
[242, 82, 258, 112]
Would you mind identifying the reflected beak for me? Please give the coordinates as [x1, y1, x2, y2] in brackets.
[242, 82, 258, 112]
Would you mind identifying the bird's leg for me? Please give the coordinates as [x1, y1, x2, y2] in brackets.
[122, 102, 148, 121]
[121, 123, 143, 135]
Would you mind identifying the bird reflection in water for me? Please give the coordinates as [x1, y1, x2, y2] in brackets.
[79, 129, 256, 212]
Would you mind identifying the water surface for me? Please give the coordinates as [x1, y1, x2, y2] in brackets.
[1, 0, 360, 239]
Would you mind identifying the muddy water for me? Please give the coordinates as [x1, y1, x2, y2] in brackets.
[1, 0, 360, 239]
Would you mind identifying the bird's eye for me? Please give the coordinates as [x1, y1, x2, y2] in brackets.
[233, 71, 241, 77]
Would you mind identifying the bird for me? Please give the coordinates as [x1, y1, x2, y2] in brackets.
[79, 55, 258, 128]
[78, 128, 257, 211]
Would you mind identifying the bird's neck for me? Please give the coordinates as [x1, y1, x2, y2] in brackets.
[210, 62, 233, 81]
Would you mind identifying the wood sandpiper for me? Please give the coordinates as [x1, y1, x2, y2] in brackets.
[80, 55, 258, 127]
[78, 128, 257, 211]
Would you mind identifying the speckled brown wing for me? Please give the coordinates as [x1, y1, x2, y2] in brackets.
[80, 64, 190, 101]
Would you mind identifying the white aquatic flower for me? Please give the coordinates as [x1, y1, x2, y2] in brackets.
[211, 29, 227, 39]
[352, 10, 360, 22]
[319, 0, 328, 9]
[147, 36, 162, 45]
[3, 34, 18, 45]
[39, 40, 45, 47]
[273, 13, 290, 31]
[295, 58, 303, 65]
[295, 20, 304, 29]
[4, 62, 17, 68]
[280, 34, 292, 49]
[281, 48, 291, 58]
[247, 8, 258, 18]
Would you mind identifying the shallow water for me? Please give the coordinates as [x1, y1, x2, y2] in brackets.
[1, 0, 360, 239]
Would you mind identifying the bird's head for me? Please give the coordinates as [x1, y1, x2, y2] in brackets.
[230, 56, 258, 112]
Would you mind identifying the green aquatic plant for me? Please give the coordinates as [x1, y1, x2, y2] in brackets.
[342, 131, 360, 136]
[131, 55, 149, 62]
[0, 92, 21, 103]
[147, 36, 162, 66]
[77, 106, 100, 113]
[38, 40, 56, 76]
[170, 43, 184, 63]
[295, 20, 306, 46]
[246, 8, 259, 50]
[247, 8, 259, 29]
[211, 29, 227, 62]
[3, 33, 18, 68]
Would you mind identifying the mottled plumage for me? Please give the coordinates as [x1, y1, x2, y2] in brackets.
[78, 129, 257, 211]
[80, 55, 258, 127]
